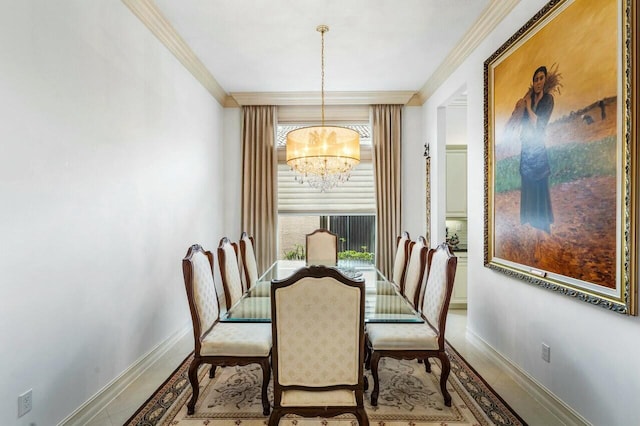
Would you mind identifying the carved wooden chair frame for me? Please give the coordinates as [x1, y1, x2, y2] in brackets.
[269, 266, 369, 426]
[366, 243, 457, 407]
[217, 237, 244, 310]
[239, 231, 258, 291]
[182, 244, 271, 415]
[394, 231, 411, 293]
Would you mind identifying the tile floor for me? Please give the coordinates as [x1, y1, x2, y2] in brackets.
[86, 310, 566, 426]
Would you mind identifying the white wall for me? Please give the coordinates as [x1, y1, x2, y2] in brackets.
[0, 2, 224, 424]
[420, 1, 640, 424]
[223, 108, 243, 239]
[445, 105, 468, 145]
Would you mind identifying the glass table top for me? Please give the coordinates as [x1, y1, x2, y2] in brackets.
[221, 260, 423, 323]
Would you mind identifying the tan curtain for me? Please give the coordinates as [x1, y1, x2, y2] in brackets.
[241, 106, 277, 273]
[372, 105, 402, 279]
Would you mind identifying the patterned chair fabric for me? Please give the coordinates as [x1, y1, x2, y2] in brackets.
[365, 243, 457, 408]
[392, 231, 411, 290]
[422, 246, 452, 330]
[200, 322, 271, 356]
[217, 237, 245, 311]
[239, 232, 259, 291]
[365, 322, 438, 350]
[269, 266, 369, 426]
[401, 236, 428, 310]
[190, 249, 219, 338]
[182, 244, 272, 416]
[305, 229, 338, 265]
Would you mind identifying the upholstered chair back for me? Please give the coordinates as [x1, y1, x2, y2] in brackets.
[271, 268, 364, 388]
[402, 236, 428, 309]
[305, 229, 338, 265]
[217, 237, 244, 310]
[240, 232, 259, 290]
[182, 244, 273, 417]
[421, 243, 457, 334]
[392, 231, 411, 288]
[182, 245, 220, 342]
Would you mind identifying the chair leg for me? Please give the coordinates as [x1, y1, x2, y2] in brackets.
[424, 357, 431, 373]
[268, 408, 282, 426]
[438, 353, 452, 407]
[260, 359, 271, 415]
[370, 352, 381, 406]
[364, 338, 371, 370]
[209, 365, 217, 378]
[187, 359, 201, 415]
[363, 375, 369, 391]
[355, 407, 369, 426]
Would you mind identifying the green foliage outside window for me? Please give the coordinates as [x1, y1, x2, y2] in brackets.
[338, 246, 374, 262]
[283, 244, 374, 263]
[283, 244, 305, 260]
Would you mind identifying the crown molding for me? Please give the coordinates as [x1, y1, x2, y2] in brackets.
[223, 96, 240, 108]
[414, 0, 520, 105]
[228, 91, 416, 106]
[123, 0, 517, 108]
[122, 1, 415, 108]
[122, 0, 228, 105]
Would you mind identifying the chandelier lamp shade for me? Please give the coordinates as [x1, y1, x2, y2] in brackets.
[285, 25, 360, 192]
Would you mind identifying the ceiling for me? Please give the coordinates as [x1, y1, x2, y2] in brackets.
[126, 0, 518, 105]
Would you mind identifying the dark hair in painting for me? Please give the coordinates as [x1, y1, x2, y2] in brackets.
[532, 65, 548, 81]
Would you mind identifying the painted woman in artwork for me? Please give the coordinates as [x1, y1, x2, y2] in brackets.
[511, 65, 558, 233]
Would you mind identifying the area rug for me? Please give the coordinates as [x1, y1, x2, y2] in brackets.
[125, 343, 527, 426]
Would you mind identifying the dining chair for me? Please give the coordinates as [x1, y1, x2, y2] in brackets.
[269, 266, 369, 426]
[217, 237, 244, 310]
[400, 236, 429, 310]
[365, 242, 457, 407]
[239, 231, 259, 291]
[305, 228, 338, 265]
[392, 231, 411, 291]
[182, 244, 272, 416]
[363, 237, 426, 370]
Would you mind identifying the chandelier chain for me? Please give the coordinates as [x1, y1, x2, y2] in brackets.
[319, 25, 326, 125]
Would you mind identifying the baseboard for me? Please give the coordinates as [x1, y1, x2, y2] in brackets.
[58, 325, 191, 426]
[449, 302, 468, 310]
[465, 329, 590, 426]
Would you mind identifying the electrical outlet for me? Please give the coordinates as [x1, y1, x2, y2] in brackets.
[541, 343, 551, 363]
[18, 389, 32, 417]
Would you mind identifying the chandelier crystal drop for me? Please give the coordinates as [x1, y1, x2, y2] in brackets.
[285, 25, 360, 192]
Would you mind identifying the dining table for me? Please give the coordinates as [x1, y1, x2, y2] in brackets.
[221, 260, 424, 323]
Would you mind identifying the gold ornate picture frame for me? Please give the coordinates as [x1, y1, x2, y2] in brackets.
[484, 0, 637, 315]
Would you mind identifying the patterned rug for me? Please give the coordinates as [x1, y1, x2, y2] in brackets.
[125, 343, 527, 426]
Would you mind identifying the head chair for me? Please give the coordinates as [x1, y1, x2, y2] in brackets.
[305, 228, 338, 266]
[269, 265, 369, 426]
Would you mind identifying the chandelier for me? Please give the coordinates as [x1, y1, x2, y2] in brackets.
[286, 25, 360, 192]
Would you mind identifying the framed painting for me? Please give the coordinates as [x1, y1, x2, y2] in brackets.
[484, 0, 638, 314]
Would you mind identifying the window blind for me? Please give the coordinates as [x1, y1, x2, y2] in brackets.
[277, 162, 375, 214]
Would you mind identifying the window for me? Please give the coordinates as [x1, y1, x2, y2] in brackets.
[276, 123, 375, 264]
[278, 215, 375, 264]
